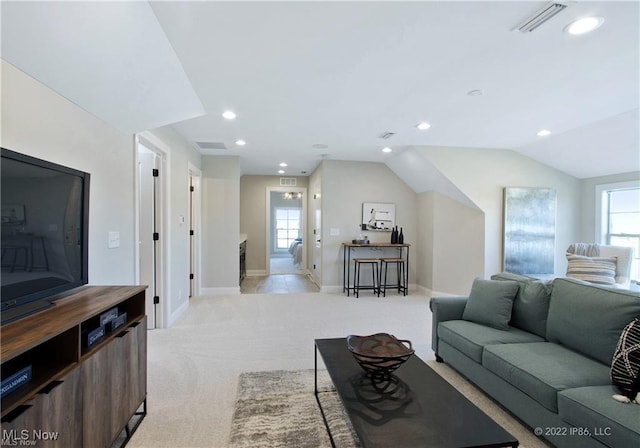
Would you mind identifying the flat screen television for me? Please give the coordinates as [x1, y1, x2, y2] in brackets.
[1, 148, 90, 324]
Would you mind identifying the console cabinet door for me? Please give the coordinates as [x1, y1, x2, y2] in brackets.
[127, 318, 147, 415]
[82, 319, 147, 448]
[82, 337, 117, 448]
[0, 367, 82, 447]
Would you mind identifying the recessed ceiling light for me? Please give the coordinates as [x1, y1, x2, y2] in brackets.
[564, 16, 604, 35]
[222, 110, 236, 120]
[312, 143, 328, 149]
[416, 122, 431, 130]
[382, 147, 393, 153]
[278, 170, 285, 174]
[235, 139, 246, 146]
[279, 162, 288, 167]
[467, 89, 484, 96]
[537, 129, 551, 137]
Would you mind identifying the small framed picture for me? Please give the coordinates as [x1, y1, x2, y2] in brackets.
[362, 203, 395, 232]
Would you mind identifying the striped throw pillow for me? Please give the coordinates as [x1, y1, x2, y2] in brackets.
[566, 254, 617, 285]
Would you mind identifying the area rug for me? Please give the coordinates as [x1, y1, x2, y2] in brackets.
[229, 365, 547, 448]
[228, 369, 359, 448]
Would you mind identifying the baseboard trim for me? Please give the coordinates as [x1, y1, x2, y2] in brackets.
[414, 284, 432, 296]
[200, 287, 241, 296]
[320, 285, 342, 294]
[247, 270, 267, 276]
[167, 299, 189, 327]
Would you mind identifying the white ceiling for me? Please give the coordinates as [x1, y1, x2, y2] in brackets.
[2, 1, 638, 179]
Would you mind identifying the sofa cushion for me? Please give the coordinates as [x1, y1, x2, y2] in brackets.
[566, 254, 617, 285]
[462, 279, 519, 331]
[546, 277, 640, 365]
[491, 272, 551, 338]
[483, 342, 611, 412]
[558, 386, 640, 448]
[438, 320, 544, 363]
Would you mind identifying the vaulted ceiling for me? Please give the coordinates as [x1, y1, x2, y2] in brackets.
[2, 1, 638, 179]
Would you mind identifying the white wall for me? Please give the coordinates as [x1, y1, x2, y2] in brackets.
[1, 60, 136, 285]
[319, 160, 418, 290]
[431, 192, 485, 294]
[415, 191, 484, 295]
[414, 146, 581, 277]
[201, 155, 240, 294]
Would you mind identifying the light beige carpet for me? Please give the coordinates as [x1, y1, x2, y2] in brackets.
[126, 292, 547, 448]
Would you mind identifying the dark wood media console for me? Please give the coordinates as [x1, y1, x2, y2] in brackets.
[1, 285, 147, 447]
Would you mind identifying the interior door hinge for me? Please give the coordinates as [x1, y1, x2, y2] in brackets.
[189, 274, 194, 280]
[190, 230, 194, 236]
[153, 296, 160, 304]
[190, 186, 194, 192]
[152, 169, 159, 177]
[153, 232, 159, 241]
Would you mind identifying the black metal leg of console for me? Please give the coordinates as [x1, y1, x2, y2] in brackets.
[314, 344, 336, 448]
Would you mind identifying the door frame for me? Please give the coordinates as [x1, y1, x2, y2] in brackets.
[134, 132, 169, 329]
[188, 162, 202, 298]
[265, 186, 307, 275]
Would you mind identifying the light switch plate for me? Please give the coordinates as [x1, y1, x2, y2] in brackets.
[108, 231, 120, 248]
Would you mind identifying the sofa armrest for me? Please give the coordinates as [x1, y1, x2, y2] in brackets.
[429, 296, 468, 359]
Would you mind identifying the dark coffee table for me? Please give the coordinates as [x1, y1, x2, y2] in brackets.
[314, 338, 518, 448]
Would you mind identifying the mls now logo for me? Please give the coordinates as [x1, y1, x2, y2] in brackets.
[2, 429, 59, 446]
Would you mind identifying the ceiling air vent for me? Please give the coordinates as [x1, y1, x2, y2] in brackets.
[195, 141, 227, 150]
[280, 177, 297, 187]
[378, 131, 396, 140]
[513, 2, 568, 33]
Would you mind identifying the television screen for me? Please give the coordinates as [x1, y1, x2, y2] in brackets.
[1, 148, 89, 324]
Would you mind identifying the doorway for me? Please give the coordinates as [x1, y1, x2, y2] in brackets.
[135, 135, 167, 329]
[265, 187, 306, 275]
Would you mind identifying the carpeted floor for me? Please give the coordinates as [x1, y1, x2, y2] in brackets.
[127, 291, 546, 448]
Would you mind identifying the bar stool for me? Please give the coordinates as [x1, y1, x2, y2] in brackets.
[353, 258, 379, 297]
[378, 258, 407, 297]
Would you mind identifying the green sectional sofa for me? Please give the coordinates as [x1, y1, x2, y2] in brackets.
[430, 274, 640, 448]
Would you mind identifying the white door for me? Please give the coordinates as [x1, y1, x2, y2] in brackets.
[312, 193, 322, 285]
[138, 144, 161, 328]
[188, 166, 201, 298]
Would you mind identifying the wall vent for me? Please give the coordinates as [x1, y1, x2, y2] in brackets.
[195, 141, 227, 150]
[378, 131, 396, 140]
[280, 177, 297, 187]
[512, 2, 568, 33]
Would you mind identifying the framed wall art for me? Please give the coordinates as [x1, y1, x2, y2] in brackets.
[503, 187, 556, 275]
[362, 203, 395, 231]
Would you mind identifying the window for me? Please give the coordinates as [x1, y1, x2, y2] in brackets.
[603, 186, 640, 281]
[275, 208, 301, 250]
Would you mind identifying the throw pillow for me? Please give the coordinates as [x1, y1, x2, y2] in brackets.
[491, 272, 551, 338]
[611, 317, 640, 403]
[566, 254, 617, 285]
[462, 279, 519, 331]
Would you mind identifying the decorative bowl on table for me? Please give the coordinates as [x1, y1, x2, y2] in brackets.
[346, 333, 414, 379]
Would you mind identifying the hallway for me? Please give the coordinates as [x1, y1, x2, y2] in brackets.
[240, 274, 319, 294]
